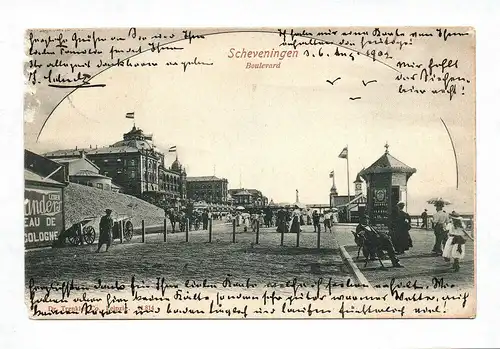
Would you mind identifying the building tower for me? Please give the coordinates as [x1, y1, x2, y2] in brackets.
[329, 170, 338, 207]
[354, 172, 363, 196]
[170, 154, 187, 201]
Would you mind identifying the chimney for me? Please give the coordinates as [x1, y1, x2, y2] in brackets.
[79, 150, 86, 159]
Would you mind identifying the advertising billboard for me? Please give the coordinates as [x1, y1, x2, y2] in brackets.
[24, 184, 63, 249]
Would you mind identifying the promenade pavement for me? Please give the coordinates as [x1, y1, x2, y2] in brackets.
[342, 227, 474, 289]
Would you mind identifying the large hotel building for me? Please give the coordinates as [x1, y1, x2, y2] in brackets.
[44, 126, 187, 207]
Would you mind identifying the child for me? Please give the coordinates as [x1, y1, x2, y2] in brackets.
[442, 211, 473, 272]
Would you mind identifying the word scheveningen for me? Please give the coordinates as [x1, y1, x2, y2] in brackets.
[228, 48, 299, 69]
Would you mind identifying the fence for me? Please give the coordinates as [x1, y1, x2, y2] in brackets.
[410, 214, 474, 233]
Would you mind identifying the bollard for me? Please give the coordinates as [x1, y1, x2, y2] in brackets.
[208, 218, 212, 243]
[296, 227, 300, 248]
[163, 218, 167, 242]
[79, 223, 84, 246]
[256, 220, 260, 244]
[141, 220, 145, 243]
[119, 220, 124, 243]
[280, 227, 285, 246]
[185, 218, 189, 242]
[317, 228, 321, 249]
[232, 218, 236, 243]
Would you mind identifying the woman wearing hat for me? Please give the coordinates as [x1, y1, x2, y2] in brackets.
[390, 201, 413, 254]
[442, 211, 472, 272]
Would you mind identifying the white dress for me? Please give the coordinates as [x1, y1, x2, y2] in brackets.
[442, 223, 466, 260]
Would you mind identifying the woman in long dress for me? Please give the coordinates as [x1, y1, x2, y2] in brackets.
[391, 201, 412, 254]
[323, 210, 332, 233]
[442, 211, 471, 272]
[289, 209, 301, 233]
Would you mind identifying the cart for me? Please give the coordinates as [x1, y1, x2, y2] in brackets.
[56, 214, 134, 247]
[57, 216, 98, 246]
[112, 214, 134, 242]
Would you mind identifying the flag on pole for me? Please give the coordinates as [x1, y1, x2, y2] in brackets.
[126, 112, 135, 119]
[168, 146, 177, 153]
[329, 171, 335, 178]
[338, 146, 348, 159]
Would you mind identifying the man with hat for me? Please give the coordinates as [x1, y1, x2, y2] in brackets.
[421, 209, 428, 229]
[96, 208, 114, 253]
[355, 215, 403, 268]
[432, 201, 449, 255]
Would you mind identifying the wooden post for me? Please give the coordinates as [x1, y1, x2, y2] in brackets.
[208, 218, 212, 243]
[280, 226, 285, 246]
[232, 218, 236, 243]
[79, 223, 84, 246]
[185, 218, 189, 242]
[317, 228, 321, 249]
[255, 220, 260, 244]
[141, 220, 145, 243]
[163, 218, 167, 242]
[119, 220, 124, 243]
[296, 227, 300, 248]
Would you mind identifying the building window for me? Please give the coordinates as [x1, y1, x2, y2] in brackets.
[130, 159, 136, 166]
[130, 171, 136, 179]
[105, 184, 111, 191]
[96, 183, 103, 189]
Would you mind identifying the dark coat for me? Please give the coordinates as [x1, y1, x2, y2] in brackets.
[391, 208, 412, 252]
[99, 215, 113, 243]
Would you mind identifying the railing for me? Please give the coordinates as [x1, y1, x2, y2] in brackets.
[410, 214, 474, 233]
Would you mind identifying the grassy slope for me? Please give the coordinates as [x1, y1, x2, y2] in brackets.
[63, 183, 165, 230]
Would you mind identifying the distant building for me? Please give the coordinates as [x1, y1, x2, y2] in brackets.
[44, 126, 187, 207]
[51, 151, 119, 192]
[329, 170, 367, 223]
[186, 176, 229, 204]
[228, 188, 268, 208]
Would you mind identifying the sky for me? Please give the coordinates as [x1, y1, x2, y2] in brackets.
[25, 28, 475, 214]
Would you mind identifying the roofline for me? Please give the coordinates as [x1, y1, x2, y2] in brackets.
[25, 179, 66, 188]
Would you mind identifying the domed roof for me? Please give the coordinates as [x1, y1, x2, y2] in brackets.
[112, 126, 155, 150]
[171, 156, 182, 171]
[111, 139, 154, 150]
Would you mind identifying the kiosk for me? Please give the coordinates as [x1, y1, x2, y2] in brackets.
[359, 144, 416, 233]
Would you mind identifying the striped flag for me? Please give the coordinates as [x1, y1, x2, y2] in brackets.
[338, 146, 348, 159]
[125, 112, 135, 119]
[168, 146, 177, 153]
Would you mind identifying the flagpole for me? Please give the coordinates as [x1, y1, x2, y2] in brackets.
[346, 145, 351, 223]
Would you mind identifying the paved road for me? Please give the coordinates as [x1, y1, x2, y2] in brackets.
[25, 221, 352, 289]
[25, 221, 473, 291]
